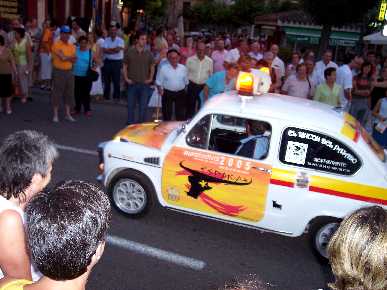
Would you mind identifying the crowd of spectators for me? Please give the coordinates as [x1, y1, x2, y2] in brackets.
[1, 17, 387, 147]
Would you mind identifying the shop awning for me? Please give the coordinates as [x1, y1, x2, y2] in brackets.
[363, 31, 387, 45]
[284, 27, 360, 46]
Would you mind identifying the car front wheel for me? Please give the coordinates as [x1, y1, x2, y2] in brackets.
[110, 170, 154, 217]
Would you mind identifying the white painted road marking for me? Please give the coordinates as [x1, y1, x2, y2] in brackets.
[55, 145, 207, 270]
[107, 235, 206, 271]
[55, 144, 98, 156]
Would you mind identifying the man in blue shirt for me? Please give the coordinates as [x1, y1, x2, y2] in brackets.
[235, 120, 270, 160]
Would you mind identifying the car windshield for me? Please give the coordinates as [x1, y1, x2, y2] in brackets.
[360, 127, 386, 163]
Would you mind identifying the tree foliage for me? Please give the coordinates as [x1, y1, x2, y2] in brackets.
[301, 0, 377, 27]
[228, 0, 264, 25]
[187, 0, 298, 28]
[185, 1, 231, 26]
[125, 0, 167, 26]
[301, 0, 378, 55]
[144, 0, 167, 18]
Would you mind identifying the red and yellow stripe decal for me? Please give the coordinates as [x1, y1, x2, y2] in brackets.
[270, 168, 297, 188]
[270, 168, 387, 206]
[341, 113, 360, 142]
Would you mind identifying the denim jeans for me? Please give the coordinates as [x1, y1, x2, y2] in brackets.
[103, 59, 122, 100]
[127, 83, 150, 124]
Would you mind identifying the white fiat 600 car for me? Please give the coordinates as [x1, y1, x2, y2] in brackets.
[97, 71, 387, 259]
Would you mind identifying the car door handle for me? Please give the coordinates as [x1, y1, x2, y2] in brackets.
[252, 167, 272, 174]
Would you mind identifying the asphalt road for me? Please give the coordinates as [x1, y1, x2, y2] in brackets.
[0, 90, 334, 290]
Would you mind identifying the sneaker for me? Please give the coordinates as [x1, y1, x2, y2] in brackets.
[6, 109, 12, 115]
[84, 111, 92, 117]
[64, 115, 76, 122]
[52, 116, 59, 123]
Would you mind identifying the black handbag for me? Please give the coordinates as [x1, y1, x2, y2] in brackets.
[87, 50, 99, 82]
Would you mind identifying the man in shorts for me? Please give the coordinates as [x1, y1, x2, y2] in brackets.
[51, 25, 76, 123]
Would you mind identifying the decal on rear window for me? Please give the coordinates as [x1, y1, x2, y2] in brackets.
[279, 127, 362, 175]
[284, 141, 308, 165]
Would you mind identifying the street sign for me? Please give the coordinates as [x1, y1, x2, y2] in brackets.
[378, 0, 387, 21]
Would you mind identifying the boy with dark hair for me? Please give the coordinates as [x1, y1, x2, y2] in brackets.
[0, 180, 111, 290]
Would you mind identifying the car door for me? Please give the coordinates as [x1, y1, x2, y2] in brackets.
[161, 113, 273, 224]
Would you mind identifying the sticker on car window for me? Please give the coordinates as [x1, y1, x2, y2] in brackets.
[279, 127, 362, 175]
[284, 141, 308, 165]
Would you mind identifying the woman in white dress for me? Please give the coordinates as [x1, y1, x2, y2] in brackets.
[0, 131, 58, 281]
[89, 28, 104, 99]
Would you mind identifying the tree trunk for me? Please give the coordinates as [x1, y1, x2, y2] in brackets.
[318, 24, 332, 59]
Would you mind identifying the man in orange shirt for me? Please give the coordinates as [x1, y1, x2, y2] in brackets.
[51, 25, 76, 122]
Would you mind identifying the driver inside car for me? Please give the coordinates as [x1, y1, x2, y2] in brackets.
[235, 120, 270, 160]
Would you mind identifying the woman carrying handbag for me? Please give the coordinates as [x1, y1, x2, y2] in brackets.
[72, 36, 98, 116]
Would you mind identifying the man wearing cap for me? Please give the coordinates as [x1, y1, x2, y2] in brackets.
[156, 49, 188, 121]
[102, 22, 125, 101]
[50, 25, 76, 122]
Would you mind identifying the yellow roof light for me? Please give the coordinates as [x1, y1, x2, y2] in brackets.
[236, 72, 254, 96]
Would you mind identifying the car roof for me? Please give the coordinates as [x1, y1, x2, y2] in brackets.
[202, 91, 345, 134]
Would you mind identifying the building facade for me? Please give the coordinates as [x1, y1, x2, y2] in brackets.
[0, 0, 120, 29]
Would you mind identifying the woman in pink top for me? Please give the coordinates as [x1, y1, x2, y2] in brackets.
[211, 38, 228, 72]
[179, 36, 195, 65]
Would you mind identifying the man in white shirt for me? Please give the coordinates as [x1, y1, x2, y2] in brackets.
[71, 18, 86, 43]
[313, 49, 338, 86]
[156, 49, 188, 121]
[270, 44, 285, 79]
[248, 40, 263, 61]
[102, 23, 125, 101]
[336, 52, 364, 110]
[224, 38, 249, 64]
[186, 42, 213, 119]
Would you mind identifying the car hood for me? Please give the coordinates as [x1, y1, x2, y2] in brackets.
[114, 121, 183, 150]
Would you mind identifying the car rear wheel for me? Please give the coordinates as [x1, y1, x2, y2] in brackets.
[110, 170, 154, 217]
[309, 217, 341, 262]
